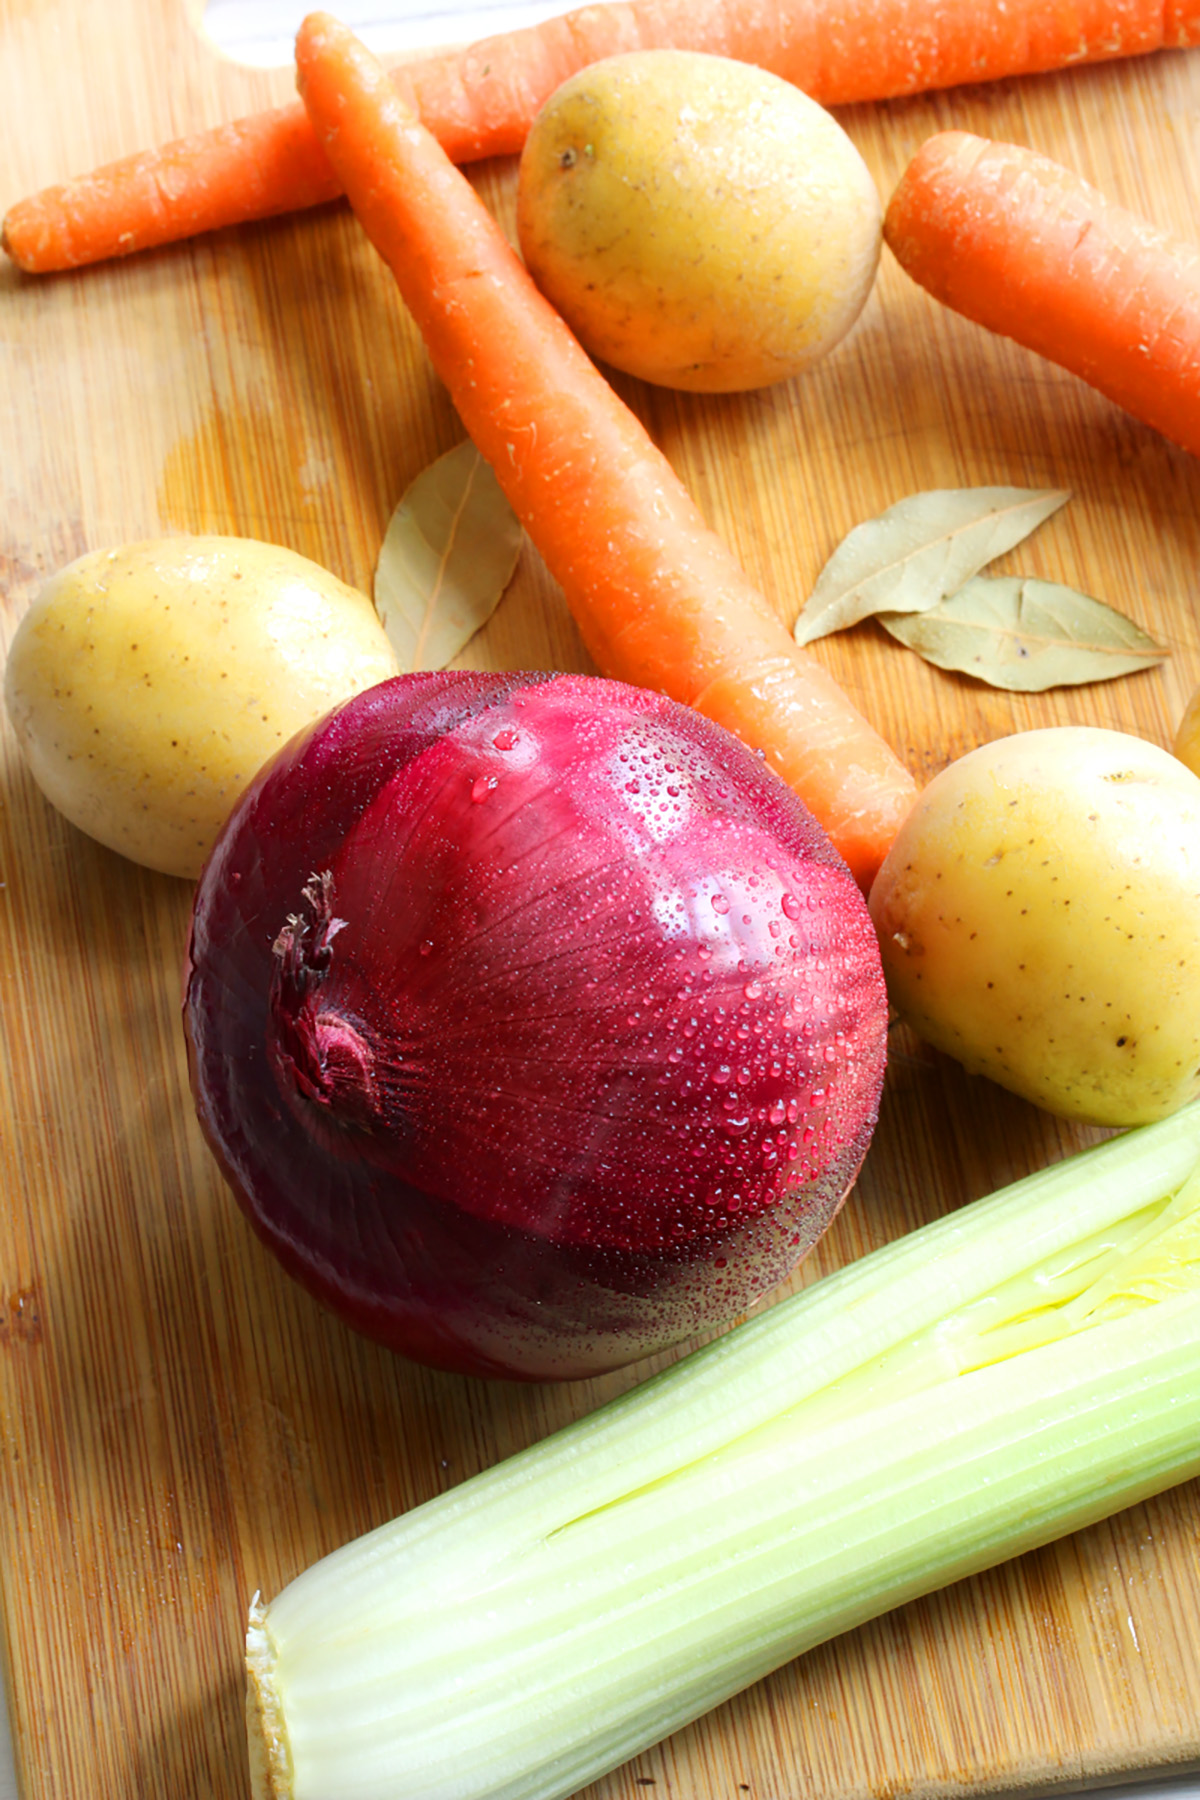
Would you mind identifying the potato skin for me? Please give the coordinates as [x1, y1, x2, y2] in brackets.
[868, 727, 1200, 1127]
[1174, 680, 1200, 776]
[4, 538, 400, 879]
[516, 50, 882, 393]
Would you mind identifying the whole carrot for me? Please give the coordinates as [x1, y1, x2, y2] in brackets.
[883, 130, 1200, 458]
[6, 0, 1200, 273]
[291, 11, 916, 890]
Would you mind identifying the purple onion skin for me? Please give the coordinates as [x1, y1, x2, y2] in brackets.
[184, 672, 887, 1381]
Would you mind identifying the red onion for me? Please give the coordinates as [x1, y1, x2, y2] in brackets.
[184, 672, 887, 1380]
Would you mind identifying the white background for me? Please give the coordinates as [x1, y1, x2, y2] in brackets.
[200, 0, 573, 59]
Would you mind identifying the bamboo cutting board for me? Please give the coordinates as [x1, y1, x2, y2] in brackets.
[2, 2, 1200, 1795]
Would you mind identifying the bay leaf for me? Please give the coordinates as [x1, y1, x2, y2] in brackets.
[878, 575, 1169, 691]
[374, 440, 523, 671]
[793, 486, 1070, 646]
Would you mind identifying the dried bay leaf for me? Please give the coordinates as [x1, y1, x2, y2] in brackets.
[793, 486, 1070, 646]
[375, 440, 524, 671]
[879, 575, 1168, 691]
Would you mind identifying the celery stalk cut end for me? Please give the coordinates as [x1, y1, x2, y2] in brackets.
[247, 1593, 293, 1800]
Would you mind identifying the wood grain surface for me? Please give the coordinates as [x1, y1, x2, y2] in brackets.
[2, 3, 1199, 1797]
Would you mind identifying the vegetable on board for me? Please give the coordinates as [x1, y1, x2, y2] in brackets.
[869, 726, 1200, 1127]
[184, 670, 888, 1382]
[245, 1101, 1200, 1800]
[4, 0, 1200, 271]
[3, 537, 400, 880]
[514, 49, 883, 393]
[883, 130, 1200, 459]
[291, 13, 917, 891]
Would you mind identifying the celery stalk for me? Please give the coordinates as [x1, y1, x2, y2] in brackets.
[247, 1105, 1200, 1800]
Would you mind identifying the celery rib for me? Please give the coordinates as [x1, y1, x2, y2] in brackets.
[247, 1105, 1200, 1800]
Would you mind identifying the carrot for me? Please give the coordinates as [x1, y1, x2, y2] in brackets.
[7, 0, 1200, 273]
[290, 11, 916, 890]
[883, 130, 1200, 458]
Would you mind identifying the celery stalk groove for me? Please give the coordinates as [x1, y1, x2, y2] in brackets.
[247, 1105, 1200, 1800]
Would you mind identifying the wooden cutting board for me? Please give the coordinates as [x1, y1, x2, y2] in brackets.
[2, 2, 1199, 1796]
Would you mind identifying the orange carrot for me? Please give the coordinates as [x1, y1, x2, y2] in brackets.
[291, 11, 916, 890]
[7, 0, 1200, 273]
[884, 130, 1200, 458]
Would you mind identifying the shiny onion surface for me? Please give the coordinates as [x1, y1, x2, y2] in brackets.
[184, 671, 887, 1379]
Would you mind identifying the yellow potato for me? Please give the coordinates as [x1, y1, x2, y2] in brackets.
[868, 727, 1200, 1127]
[1173, 680, 1200, 776]
[4, 537, 400, 879]
[516, 50, 882, 393]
